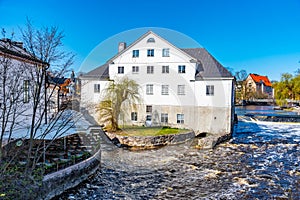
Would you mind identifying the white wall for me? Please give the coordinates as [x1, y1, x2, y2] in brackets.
[80, 79, 109, 107]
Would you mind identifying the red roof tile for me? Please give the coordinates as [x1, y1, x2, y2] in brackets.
[249, 74, 272, 87]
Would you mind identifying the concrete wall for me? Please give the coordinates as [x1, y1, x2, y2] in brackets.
[110, 104, 232, 135]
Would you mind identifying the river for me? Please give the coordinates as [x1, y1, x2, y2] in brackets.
[57, 106, 300, 199]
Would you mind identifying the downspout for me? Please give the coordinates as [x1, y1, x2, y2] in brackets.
[44, 63, 50, 124]
[44, 66, 47, 124]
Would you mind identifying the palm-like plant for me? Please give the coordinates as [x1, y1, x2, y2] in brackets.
[98, 77, 141, 132]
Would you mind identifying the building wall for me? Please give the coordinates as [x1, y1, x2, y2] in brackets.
[114, 104, 232, 135]
[80, 79, 110, 115]
[0, 56, 46, 138]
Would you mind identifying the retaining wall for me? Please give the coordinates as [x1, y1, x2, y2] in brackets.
[106, 131, 195, 149]
[38, 150, 101, 200]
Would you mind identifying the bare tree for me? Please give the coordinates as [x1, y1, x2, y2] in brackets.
[20, 19, 75, 171]
[0, 19, 75, 173]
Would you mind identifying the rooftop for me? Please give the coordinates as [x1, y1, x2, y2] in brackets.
[249, 73, 272, 87]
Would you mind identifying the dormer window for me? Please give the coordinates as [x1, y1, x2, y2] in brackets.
[147, 38, 155, 43]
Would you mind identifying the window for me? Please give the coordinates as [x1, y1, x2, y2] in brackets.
[161, 113, 168, 123]
[118, 66, 124, 74]
[146, 105, 152, 113]
[177, 114, 184, 124]
[162, 48, 169, 57]
[146, 84, 153, 95]
[132, 66, 139, 74]
[147, 66, 154, 74]
[162, 65, 169, 74]
[177, 85, 185, 95]
[94, 84, 100, 93]
[206, 85, 214, 96]
[147, 38, 155, 43]
[132, 50, 139, 58]
[147, 49, 154, 57]
[23, 80, 29, 103]
[161, 85, 169, 95]
[178, 65, 186, 73]
[131, 112, 138, 121]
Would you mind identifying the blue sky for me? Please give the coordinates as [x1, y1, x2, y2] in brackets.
[1, 0, 300, 81]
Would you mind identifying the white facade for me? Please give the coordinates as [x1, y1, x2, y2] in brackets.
[80, 31, 234, 135]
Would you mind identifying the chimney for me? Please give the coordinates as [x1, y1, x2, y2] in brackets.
[118, 42, 126, 52]
[13, 41, 23, 48]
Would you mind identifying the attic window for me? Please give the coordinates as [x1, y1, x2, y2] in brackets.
[147, 38, 155, 43]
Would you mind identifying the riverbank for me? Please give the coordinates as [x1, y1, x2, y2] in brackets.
[104, 127, 195, 150]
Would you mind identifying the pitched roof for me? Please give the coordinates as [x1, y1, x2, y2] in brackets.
[181, 48, 233, 79]
[107, 31, 195, 63]
[249, 73, 272, 87]
[0, 38, 48, 66]
[82, 32, 233, 80]
[80, 63, 109, 80]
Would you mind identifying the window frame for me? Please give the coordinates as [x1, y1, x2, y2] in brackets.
[177, 114, 184, 124]
[162, 65, 169, 74]
[94, 84, 101, 93]
[161, 113, 168, 123]
[162, 48, 170, 57]
[206, 85, 214, 96]
[147, 38, 155, 43]
[147, 49, 154, 57]
[146, 105, 152, 113]
[23, 80, 30, 103]
[178, 65, 186, 73]
[132, 66, 139, 74]
[161, 85, 169, 95]
[177, 85, 185, 95]
[147, 66, 154, 74]
[131, 112, 138, 121]
[132, 50, 139, 58]
[118, 66, 124, 74]
[146, 84, 154, 95]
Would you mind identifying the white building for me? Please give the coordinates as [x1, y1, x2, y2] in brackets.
[0, 38, 75, 141]
[80, 31, 234, 135]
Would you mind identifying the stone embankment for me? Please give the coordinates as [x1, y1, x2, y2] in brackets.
[37, 146, 101, 200]
[106, 131, 195, 149]
[196, 133, 232, 149]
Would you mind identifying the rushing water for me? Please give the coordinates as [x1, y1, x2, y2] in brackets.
[58, 106, 300, 200]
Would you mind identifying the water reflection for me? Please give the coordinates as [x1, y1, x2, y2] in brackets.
[58, 107, 300, 199]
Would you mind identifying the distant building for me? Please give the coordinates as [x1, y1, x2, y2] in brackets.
[245, 73, 273, 98]
[80, 31, 235, 135]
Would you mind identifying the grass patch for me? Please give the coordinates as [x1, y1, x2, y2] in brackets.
[115, 126, 190, 136]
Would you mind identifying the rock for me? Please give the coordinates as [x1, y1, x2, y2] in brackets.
[197, 136, 218, 149]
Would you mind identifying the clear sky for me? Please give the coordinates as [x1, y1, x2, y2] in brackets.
[1, 0, 300, 81]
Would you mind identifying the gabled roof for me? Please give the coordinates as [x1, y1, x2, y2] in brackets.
[0, 38, 48, 66]
[181, 48, 232, 79]
[80, 63, 109, 80]
[108, 31, 195, 63]
[249, 73, 272, 87]
[82, 31, 232, 80]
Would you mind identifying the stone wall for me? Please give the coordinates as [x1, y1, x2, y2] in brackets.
[37, 150, 101, 200]
[106, 131, 195, 149]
